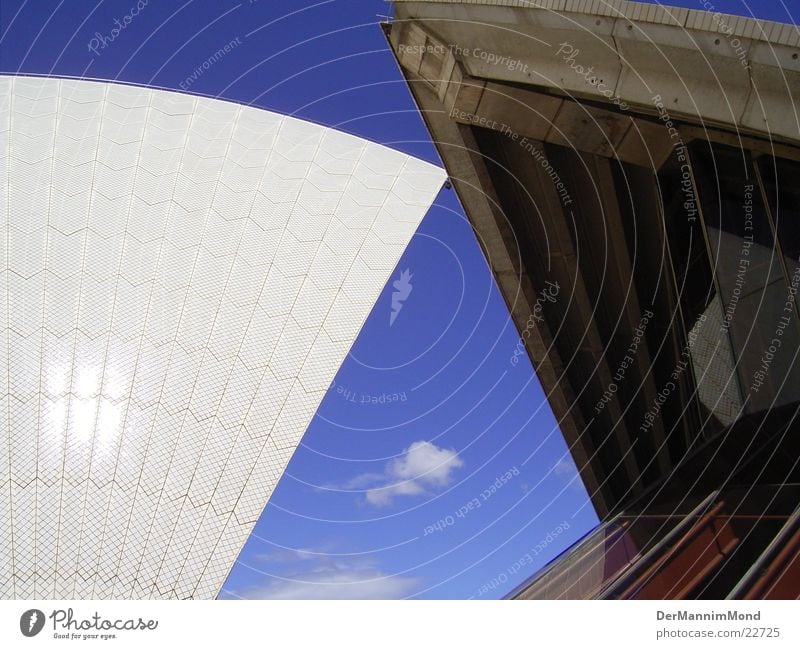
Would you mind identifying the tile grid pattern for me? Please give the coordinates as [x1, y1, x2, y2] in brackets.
[0, 75, 446, 599]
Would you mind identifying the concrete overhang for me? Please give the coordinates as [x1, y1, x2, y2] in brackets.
[384, 1, 800, 518]
[390, 0, 800, 146]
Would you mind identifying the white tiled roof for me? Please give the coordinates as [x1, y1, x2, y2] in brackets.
[0, 75, 446, 599]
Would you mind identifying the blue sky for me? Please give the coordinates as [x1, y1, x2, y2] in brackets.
[1, 0, 796, 599]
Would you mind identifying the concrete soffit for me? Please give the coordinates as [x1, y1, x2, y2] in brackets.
[389, 4, 800, 148]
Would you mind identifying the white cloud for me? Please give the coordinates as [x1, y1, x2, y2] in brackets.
[252, 547, 318, 564]
[229, 569, 421, 600]
[553, 455, 584, 491]
[334, 472, 386, 490]
[553, 456, 574, 478]
[317, 440, 465, 506]
[365, 440, 464, 506]
[222, 553, 421, 600]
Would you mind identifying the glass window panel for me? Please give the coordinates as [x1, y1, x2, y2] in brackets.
[690, 142, 800, 413]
